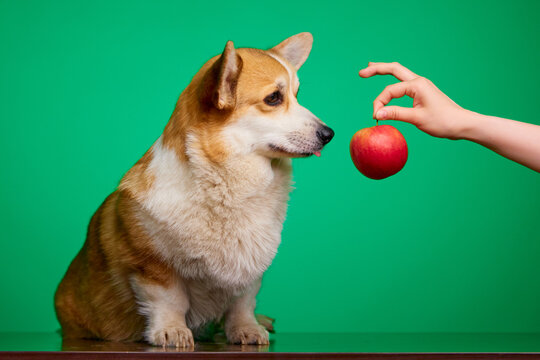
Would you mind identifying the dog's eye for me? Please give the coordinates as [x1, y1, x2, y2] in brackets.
[264, 91, 283, 106]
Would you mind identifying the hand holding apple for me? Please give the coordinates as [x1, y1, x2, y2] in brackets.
[350, 124, 408, 180]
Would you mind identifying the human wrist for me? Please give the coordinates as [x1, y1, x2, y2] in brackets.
[453, 109, 485, 141]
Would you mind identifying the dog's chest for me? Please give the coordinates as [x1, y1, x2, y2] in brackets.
[139, 150, 292, 289]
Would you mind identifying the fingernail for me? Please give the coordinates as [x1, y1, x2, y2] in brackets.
[376, 110, 387, 119]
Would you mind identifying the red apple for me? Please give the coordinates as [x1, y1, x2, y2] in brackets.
[350, 124, 408, 180]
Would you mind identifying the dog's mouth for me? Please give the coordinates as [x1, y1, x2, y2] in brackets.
[268, 143, 322, 158]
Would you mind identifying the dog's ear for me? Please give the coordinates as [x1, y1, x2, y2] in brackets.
[201, 40, 243, 111]
[270, 32, 313, 70]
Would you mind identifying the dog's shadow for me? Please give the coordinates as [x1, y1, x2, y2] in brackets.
[61, 337, 271, 353]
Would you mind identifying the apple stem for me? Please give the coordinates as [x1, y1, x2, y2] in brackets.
[376, 120, 378, 126]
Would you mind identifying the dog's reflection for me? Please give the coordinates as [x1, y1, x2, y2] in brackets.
[62, 337, 270, 353]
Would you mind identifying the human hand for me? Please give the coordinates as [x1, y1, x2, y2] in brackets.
[359, 62, 468, 139]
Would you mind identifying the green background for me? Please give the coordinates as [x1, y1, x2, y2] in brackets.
[1, 0, 539, 335]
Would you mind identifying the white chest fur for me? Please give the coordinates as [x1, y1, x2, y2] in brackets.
[137, 136, 292, 292]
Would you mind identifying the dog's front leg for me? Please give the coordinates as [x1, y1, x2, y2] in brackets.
[130, 274, 194, 348]
[225, 278, 269, 345]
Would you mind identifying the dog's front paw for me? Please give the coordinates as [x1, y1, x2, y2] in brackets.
[226, 324, 269, 345]
[147, 326, 194, 348]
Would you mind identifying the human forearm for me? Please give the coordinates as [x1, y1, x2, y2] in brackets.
[460, 111, 540, 172]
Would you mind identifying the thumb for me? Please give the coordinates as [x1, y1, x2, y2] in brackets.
[375, 106, 418, 124]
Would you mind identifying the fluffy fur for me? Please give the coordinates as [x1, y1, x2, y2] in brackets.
[55, 32, 333, 347]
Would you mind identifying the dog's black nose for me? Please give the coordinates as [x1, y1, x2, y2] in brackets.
[316, 126, 334, 145]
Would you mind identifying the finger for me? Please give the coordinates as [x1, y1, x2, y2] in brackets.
[375, 106, 418, 125]
[359, 62, 419, 82]
[372, 81, 418, 117]
[359, 62, 418, 81]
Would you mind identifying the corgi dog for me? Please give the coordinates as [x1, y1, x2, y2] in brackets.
[54, 32, 334, 348]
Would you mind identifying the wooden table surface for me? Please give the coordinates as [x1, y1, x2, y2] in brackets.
[2, 332, 540, 359]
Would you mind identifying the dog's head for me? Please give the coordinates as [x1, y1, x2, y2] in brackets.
[171, 33, 333, 162]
